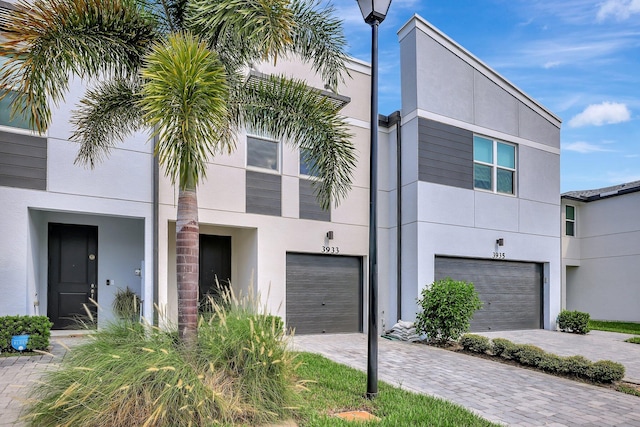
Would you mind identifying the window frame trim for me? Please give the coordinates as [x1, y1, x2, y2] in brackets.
[245, 133, 282, 175]
[565, 204, 576, 237]
[473, 135, 517, 196]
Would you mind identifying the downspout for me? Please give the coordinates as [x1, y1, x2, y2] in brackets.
[391, 112, 402, 321]
[153, 140, 159, 326]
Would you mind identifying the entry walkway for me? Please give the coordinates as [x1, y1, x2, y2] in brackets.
[0, 335, 82, 427]
[293, 333, 640, 427]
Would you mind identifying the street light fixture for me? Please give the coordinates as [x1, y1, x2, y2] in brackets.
[356, 0, 392, 399]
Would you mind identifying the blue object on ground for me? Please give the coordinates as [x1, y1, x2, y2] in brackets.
[11, 335, 29, 351]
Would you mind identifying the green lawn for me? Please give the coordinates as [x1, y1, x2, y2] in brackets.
[589, 320, 640, 335]
[294, 352, 498, 426]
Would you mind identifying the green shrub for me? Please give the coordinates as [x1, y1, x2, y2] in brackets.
[491, 338, 517, 359]
[25, 289, 298, 427]
[0, 315, 52, 352]
[513, 344, 546, 367]
[415, 278, 482, 344]
[587, 360, 625, 383]
[537, 353, 566, 374]
[626, 337, 640, 344]
[459, 334, 491, 353]
[562, 355, 591, 377]
[557, 310, 591, 334]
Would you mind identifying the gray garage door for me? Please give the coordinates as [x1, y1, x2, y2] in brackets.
[434, 257, 542, 332]
[286, 253, 362, 334]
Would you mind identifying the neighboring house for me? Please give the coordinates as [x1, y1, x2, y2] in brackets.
[0, 10, 563, 334]
[562, 181, 640, 322]
[0, 2, 154, 330]
[377, 16, 562, 332]
[156, 57, 373, 334]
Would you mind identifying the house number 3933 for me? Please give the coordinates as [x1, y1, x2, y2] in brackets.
[492, 252, 506, 259]
[322, 246, 340, 254]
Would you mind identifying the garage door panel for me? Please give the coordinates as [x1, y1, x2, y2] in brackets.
[286, 253, 362, 334]
[435, 257, 542, 332]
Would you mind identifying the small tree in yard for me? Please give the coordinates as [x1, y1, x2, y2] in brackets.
[415, 278, 482, 345]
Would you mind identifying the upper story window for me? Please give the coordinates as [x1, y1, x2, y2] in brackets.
[473, 135, 516, 195]
[0, 47, 32, 130]
[299, 149, 318, 177]
[565, 205, 576, 236]
[246, 135, 279, 172]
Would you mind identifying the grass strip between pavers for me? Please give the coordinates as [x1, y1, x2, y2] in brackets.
[294, 352, 499, 427]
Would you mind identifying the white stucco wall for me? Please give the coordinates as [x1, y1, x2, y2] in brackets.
[0, 79, 155, 326]
[563, 194, 640, 322]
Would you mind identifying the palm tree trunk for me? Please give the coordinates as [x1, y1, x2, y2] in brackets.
[176, 186, 199, 344]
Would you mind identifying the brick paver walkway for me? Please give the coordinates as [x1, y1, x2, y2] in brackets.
[293, 333, 640, 427]
[0, 336, 83, 427]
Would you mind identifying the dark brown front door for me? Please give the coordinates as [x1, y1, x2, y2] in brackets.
[199, 234, 231, 308]
[48, 223, 98, 329]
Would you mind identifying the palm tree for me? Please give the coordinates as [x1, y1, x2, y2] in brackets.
[0, 0, 356, 343]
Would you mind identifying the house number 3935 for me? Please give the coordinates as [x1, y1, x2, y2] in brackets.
[492, 252, 506, 259]
[322, 246, 340, 254]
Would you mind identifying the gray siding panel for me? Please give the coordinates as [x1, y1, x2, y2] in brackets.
[299, 179, 330, 222]
[418, 118, 473, 189]
[246, 170, 281, 216]
[435, 256, 542, 332]
[0, 130, 47, 191]
[286, 253, 362, 334]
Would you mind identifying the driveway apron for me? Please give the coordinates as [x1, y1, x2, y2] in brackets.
[293, 333, 640, 427]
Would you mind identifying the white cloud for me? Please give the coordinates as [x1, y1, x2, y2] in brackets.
[543, 61, 561, 69]
[562, 141, 613, 153]
[597, 0, 640, 21]
[568, 102, 631, 127]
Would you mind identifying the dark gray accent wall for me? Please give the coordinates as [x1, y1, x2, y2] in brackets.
[299, 179, 330, 222]
[246, 170, 281, 216]
[0, 130, 47, 191]
[418, 118, 473, 189]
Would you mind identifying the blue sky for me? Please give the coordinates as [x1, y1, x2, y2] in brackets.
[337, 0, 640, 193]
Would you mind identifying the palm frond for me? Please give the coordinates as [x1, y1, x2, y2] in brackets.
[0, 0, 156, 132]
[72, 78, 145, 168]
[238, 74, 355, 209]
[185, 0, 295, 66]
[289, 0, 349, 91]
[139, 32, 232, 189]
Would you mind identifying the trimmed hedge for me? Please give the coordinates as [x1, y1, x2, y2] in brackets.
[491, 338, 518, 359]
[0, 315, 53, 352]
[588, 360, 626, 383]
[557, 310, 590, 334]
[459, 334, 625, 383]
[459, 334, 490, 353]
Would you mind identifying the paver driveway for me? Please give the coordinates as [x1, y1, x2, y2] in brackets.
[293, 333, 640, 426]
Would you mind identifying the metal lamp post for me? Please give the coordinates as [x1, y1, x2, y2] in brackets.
[356, 0, 392, 399]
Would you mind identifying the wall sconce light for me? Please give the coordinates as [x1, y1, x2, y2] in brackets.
[496, 238, 504, 246]
[326, 231, 334, 240]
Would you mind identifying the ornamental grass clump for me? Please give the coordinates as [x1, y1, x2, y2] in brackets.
[25, 289, 298, 427]
[198, 288, 297, 420]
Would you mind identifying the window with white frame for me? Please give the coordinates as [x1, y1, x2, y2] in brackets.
[0, 48, 32, 130]
[246, 135, 280, 171]
[299, 149, 318, 177]
[565, 205, 576, 236]
[473, 135, 516, 195]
